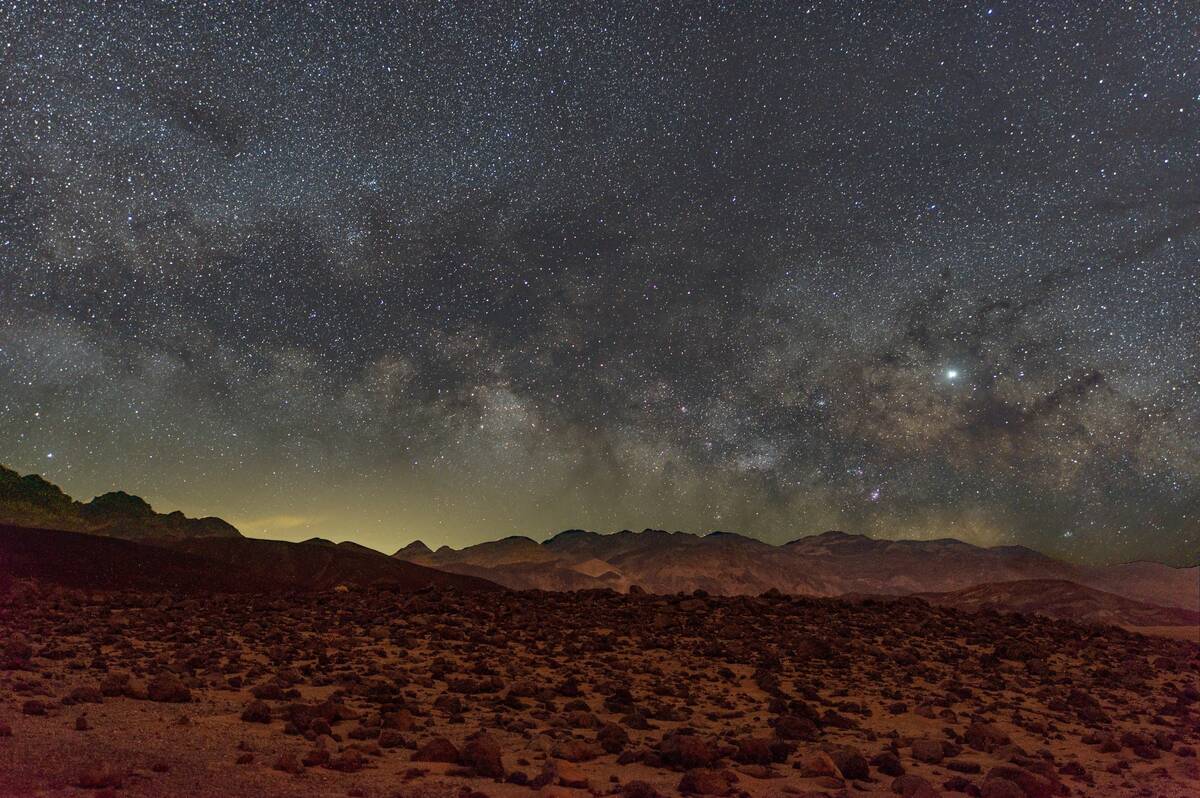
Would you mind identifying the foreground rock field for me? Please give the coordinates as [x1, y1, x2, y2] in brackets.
[1, 583, 1197, 797]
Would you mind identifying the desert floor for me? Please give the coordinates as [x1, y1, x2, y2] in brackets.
[1, 583, 1197, 797]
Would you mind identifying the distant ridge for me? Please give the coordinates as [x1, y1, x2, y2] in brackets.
[3, 465, 1194, 627]
[393, 540, 433, 558]
[0, 465, 240, 542]
[394, 526, 1199, 620]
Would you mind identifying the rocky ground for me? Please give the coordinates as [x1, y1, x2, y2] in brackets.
[0, 581, 1197, 798]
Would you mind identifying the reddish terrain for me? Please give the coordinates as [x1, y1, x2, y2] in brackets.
[2, 577, 1198, 797]
[2, 469, 1197, 797]
[395, 529, 1199, 620]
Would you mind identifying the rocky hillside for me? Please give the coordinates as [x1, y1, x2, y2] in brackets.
[0, 465, 240, 541]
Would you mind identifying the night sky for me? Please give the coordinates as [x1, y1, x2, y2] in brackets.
[1, 2, 1196, 565]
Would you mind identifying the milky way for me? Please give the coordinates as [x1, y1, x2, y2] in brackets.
[1, 2, 1196, 563]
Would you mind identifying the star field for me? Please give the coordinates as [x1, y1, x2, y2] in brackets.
[1, 1, 1196, 564]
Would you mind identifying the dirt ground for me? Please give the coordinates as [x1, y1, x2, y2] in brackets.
[1, 582, 1197, 797]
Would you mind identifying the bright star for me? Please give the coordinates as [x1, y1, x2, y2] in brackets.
[945, 369, 959, 380]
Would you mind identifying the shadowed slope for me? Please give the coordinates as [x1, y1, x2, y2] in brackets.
[0, 523, 498, 593]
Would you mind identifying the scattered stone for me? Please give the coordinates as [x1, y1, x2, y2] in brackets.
[678, 768, 736, 796]
[0, 574, 1192, 798]
[774, 713, 819, 740]
[984, 764, 1058, 798]
[946, 758, 982, 774]
[965, 722, 1012, 753]
[873, 751, 905, 777]
[412, 737, 460, 763]
[462, 732, 505, 777]
[892, 773, 940, 798]
[797, 750, 843, 780]
[328, 749, 366, 773]
[77, 762, 123, 789]
[552, 738, 604, 763]
[240, 700, 272, 723]
[273, 752, 304, 774]
[597, 722, 630, 754]
[911, 738, 944, 764]
[660, 732, 721, 769]
[831, 746, 870, 780]
[65, 686, 103, 705]
[147, 673, 191, 703]
[621, 780, 662, 798]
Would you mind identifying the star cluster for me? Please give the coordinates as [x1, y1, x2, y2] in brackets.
[1, 1, 1196, 563]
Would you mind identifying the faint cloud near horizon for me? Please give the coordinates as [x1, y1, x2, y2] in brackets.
[232, 514, 322, 538]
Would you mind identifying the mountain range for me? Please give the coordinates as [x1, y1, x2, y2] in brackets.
[1, 465, 1195, 631]
[393, 527, 1199, 617]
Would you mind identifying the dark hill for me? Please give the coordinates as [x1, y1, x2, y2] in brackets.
[0, 523, 498, 594]
[0, 465, 242, 541]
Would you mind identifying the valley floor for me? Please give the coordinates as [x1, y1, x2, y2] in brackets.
[1, 583, 1197, 797]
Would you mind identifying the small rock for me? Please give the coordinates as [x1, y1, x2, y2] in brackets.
[147, 673, 191, 703]
[831, 746, 870, 780]
[733, 737, 773, 765]
[65, 686, 103, 705]
[21, 700, 46, 716]
[660, 732, 721, 769]
[77, 762, 123, 789]
[892, 774, 939, 798]
[327, 749, 366, 773]
[552, 738, 604, 763]
[965, 722, 1012, 754]
[621, 781, 662, 798]
[413, 737, 460, 763]
[678, 768, 736, 796]
[798, 750, 843, 780]
[462, 732, 505, 777]
[980, 778, 1025, 798]
[597, 722, 630, 754]
[946, 758, 982, 774]
[984, 764, 1058, 798]
[302, 747, 331, 767]
[240, 700, 272, 723]
[873, 751, 906, 777]
[774, 713, 819, 740]
[911, 738, 945, 764]
[273, 752, 304, 774]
